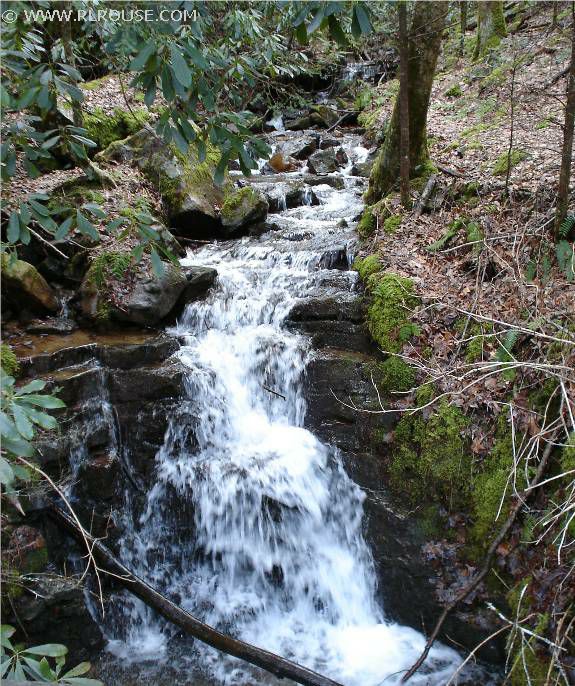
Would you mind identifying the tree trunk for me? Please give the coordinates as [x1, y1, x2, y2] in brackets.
[473, 1, 507, 59]
[49, 506, 344, 686]
[366, 2, 447, 204]
[459, 1, 468, 56]
[555, 2, 575, 237]
[398, 1, 410, 208]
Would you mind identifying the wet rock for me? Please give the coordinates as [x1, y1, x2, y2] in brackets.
[310, 105, 339, 128]
[277, 135, 319, 160]
[287, 294, 363, 323]
[317, 246, 350, 270]
[79, 262, 188, 327]
[78, 452, 119, 500]
[9, 577, 104, 663]
[108, 362, 187, 404]
[1, 257, 59, 314]
[220, 187, 268, 234]
[351, 158, 374, 177]
[307, 147, 348, 175]
[180, 266, 217, 303]
[284, 115, 312, 131]
[26, 318, 78, 335]
[264, 151, 300, 174]
[304, 350, 393, 451]
[319, 136, 341, 149]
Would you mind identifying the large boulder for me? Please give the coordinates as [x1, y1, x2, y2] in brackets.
[97, 131, 225, 235]
[220, 187, 268, 234]
[307, 147, 348, 174]
[1, 257, 59, 314]
[78, 253, 188, 326]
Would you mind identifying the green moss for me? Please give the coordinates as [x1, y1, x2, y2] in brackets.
[444, 84, 463, 98]
[84, 106, 150, 151]
[357, 206, 376, 237]
[466, 221, 484, 257]
[221, 187, 257, 220]
[1, 344, 19, 377]
[471, 413, 525, 544]
[353, 254, 382, 281]
[374, 357, 416, 394]
[492, 149, 528, 176]
[390, 401, 471, 510]
[383, 214, 402, 235]
[366, 273, 420, 353]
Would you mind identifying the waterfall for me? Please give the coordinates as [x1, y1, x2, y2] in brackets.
[100, 135, 478, 685]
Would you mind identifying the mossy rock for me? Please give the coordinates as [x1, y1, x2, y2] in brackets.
[365, 272, 420, 353]
[79, 250, 187, 326]
[96, 130, 226, 236]
[357, 207, 376, 237]
[390, 401, 471, 510]
[220, 186, 268, 232]
[84, 106, 150, 151]
[1, 256, 59, 314]
[353, 254, 382, 281]
[444, 84, 463, 98]
[373, 357, 416, 393]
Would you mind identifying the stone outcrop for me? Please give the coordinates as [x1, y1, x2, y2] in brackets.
[1, 257, 59, 314]
[220, 187, 268, 234]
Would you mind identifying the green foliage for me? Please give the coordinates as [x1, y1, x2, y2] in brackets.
[86, 252, 132, 289]
[426, 218, 465, 253]
[558, 214, 575, 239]
[375, 357, 416, 393]
[1, 624, 102, 684]
[390, 401, 471, 510]
[0, 345, 19, 377]
[365, 273, 420, 353]
[492, 149, 527, 176]
[83, 107, 150, 151]
[0, 374, 65, 510]
[444, 84, 463, 98]
[556, 240, 574, 282]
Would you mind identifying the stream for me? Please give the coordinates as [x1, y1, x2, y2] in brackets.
[91, 131, 486, 686]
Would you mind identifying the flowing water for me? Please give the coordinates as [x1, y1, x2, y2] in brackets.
[95, 134, 479, 685]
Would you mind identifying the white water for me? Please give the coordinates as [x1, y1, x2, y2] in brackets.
[104, 135, 469, 685]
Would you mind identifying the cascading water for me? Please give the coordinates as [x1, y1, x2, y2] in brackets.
[98, 133, 479, 685]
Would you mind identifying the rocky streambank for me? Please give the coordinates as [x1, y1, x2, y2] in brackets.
[3, 115, 502, 679]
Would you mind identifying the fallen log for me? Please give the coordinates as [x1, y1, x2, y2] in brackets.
[49, 506, 344, 686]
[414, 173, 437, 217]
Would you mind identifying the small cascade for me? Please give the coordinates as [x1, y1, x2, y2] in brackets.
[94, 132, 488, 686]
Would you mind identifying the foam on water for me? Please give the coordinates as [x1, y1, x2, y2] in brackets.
[102, 135, 470, 685]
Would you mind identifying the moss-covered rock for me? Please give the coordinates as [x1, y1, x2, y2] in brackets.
[357, 207, 376, 237]
[97, 130, 226, 236]
[364, 273, 420, 353]
[220, 186, 268, 232]
[1, 256, 59, 314]
[390, 400, 471, 510]
[0, 344, 19, 376]
[374, 357, 416, 393]
[383, 213, 402, 234]
[353, 253, 382, 281]
[84, 106, 150, 151]
[79, 250, 187, 326]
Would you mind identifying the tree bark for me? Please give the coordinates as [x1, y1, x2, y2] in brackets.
[555, 2, 575, 237]
[474, 1, 507, 59]
[366, 2, 447, 204]
[49, 506, 344, 686]
[398, 1, 410, 208]
[459, 1, 468, 56]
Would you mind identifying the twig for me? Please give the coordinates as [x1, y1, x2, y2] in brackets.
[262, 384, 286, 400]
[27, 227, 69, 260]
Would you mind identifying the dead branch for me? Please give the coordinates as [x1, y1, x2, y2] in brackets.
[49, 506, 344, 686]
